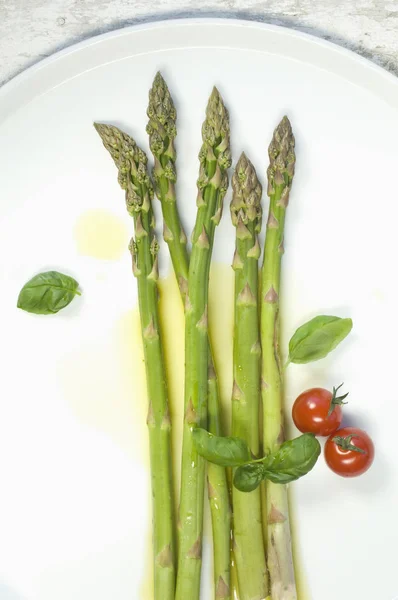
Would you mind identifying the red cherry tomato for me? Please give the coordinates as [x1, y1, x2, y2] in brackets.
[324, 427, 375, 477]
[292, 384, 348, 436]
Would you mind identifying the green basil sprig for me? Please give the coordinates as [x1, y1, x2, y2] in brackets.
[259, 434, 321, 485]
[193, 429, 321, 492]
[287, 315, 352, 365]
[234, 463, 265, 493]
[17, 271, 81, 315]
[192, 428, 252, 467]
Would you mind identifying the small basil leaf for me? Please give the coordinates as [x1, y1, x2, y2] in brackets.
[234, 463, 264, 492]
[263, 433, 321, 484]
[288, 315, 352, 364]
[193, 428, 252, 467]
[17, 271, 81, 315]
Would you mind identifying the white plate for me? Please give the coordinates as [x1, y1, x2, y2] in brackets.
[0, 18, 397, 600]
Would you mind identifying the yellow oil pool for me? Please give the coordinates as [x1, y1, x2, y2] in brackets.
[60, 242, 309, 598]
[74, 209, 129, 260]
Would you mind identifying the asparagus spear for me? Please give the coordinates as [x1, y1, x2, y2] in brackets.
[206, 361, 232, 600]
[261, 116, 297, 600]
[230, 153, 268, 600]
[94, 123, 176, 600]
[175, 88, 231, 600]
[147, 72, 189, 296]
[147, 73, 231, 599]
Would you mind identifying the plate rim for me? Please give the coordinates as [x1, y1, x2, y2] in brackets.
[1, 16, 397, 104]
[0, 15, 396, 600]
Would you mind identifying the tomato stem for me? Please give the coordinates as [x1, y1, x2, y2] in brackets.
[327, 383, 349, 417]
[332, 433, 365, 454]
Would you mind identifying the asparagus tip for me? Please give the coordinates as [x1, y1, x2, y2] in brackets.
[154, 70, 165, 85]
[279, 114, 292, 133]
[267, 115, 296, 195]
[147, 69, 176, 152]
[94, 122, 153, 213]
[270, 115, 294, 150]
[207, 86, 226, 117]
[93, 121, 135, 157]
[93, 121, 114, 144]
[231, 153, 262, 229]
[202, 87, 231, 170]
[93, 121, 129, 176]
[150, 70, 170, 102]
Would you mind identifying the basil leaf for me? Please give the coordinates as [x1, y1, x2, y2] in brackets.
[263, 433, 321, 484]
[17, 271, 81, 315]
[193, 428, 252, 467]
[234, 463, 264, 492]
[288, 315, 352, 364]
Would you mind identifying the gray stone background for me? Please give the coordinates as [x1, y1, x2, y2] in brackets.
[0, 0, 397, 87]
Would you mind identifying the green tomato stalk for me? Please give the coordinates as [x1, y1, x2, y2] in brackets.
[94, 123, 176, 600]
[261, 116, 297, 600]
[230, 153, 268, 599]
[175, 88, 232, 600]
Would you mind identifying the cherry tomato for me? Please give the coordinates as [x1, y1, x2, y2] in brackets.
[324, 427, 375, 477]
[292, 384, 348, 436]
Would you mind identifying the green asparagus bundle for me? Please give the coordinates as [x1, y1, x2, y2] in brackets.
[230, 153, 268, 600]
[175, 88, 232, 600]
[88, 83, 359, 600]
[94, 123, 176, 600]
[261, 116, 297, 599]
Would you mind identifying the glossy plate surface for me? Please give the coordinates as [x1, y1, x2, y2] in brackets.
[0, 18, 397, 600]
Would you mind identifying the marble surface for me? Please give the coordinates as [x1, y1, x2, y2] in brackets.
[0, 0, 398, 87]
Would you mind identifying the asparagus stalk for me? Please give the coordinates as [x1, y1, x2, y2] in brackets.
[230, 153, 268, 600]
[94, 123, 176, 600]
[175, 88, 231, 600]
[261, 117, 296, 600]
[147, 74, 231, 599]
[207, 360, 232, 600]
